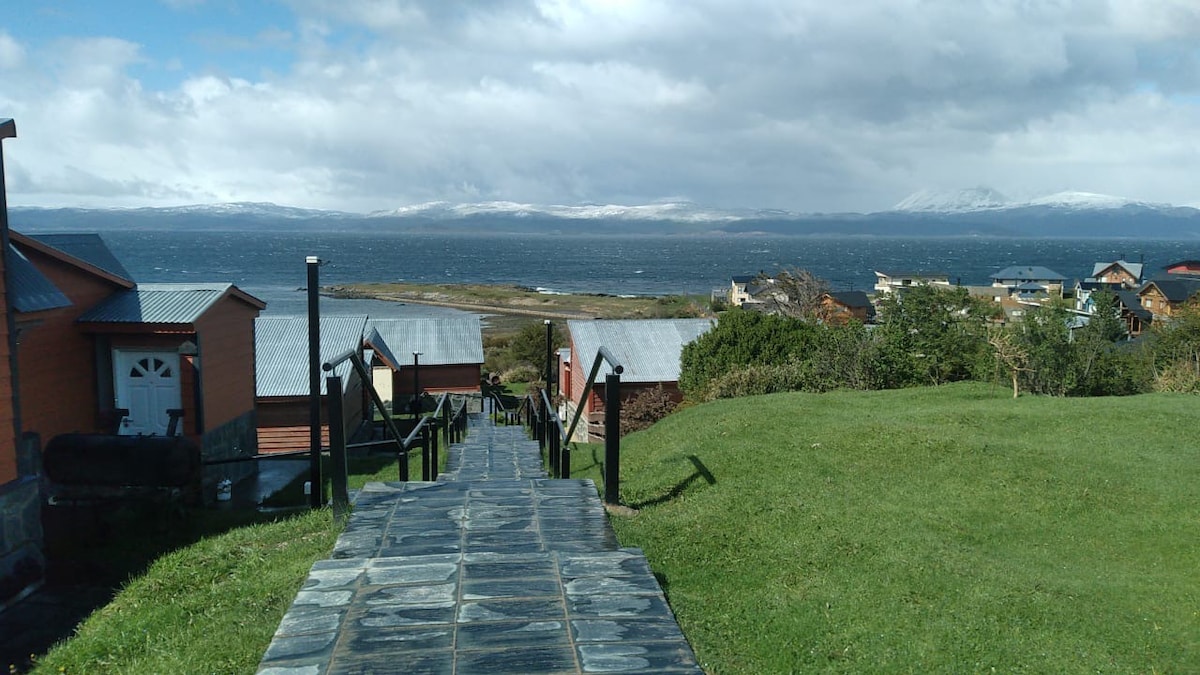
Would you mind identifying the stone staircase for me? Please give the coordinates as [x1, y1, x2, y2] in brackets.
[257, 414, 701, 674]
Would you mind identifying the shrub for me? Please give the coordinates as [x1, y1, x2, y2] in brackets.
[620, 386, 679, 434]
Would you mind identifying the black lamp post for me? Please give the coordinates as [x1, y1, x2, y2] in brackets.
[306, 255, 322, 508]
[411, 351, 422, 419]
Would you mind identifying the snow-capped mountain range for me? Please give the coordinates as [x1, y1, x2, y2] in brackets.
[891, 187, 1165, 213]
[9, 188, 1200, 238]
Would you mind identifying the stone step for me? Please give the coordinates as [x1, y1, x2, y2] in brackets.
[257, 416, 702, 674]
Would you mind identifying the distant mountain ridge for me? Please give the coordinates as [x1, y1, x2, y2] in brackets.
[10, 190, 1200, 238]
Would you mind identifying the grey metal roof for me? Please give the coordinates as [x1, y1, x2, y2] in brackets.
[991, 266, 1066, 282]
[367, 317, 484, 368]
[8, 243, 71, 312]
[1143, 277, 1200, 303]
[255, 315, 368, 397]
[1091, 260, 1143, 281]
[568, 318, 716, 384]
[874, 270, 950, 279]
[29, 233, 133, 281]
[77, 283, 252, 324]
[828, 290, 873, 309]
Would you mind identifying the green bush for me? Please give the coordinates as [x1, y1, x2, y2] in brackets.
[620, 385, 679, 433]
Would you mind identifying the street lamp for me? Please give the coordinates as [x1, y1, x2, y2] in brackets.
[411, 351, 422, 419]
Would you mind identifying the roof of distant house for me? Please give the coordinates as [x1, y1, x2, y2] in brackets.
[568, 318, 715, 384]
[991, 266, 1065, 282]
[367, 317, 484, 369]
[1164, 260, 1200, 272]
[77, 283, 266, 325]
[826, 290, 873, 309]
[255, 315, 368, 397]
[731, 275, 757, 284]
[1141, 277, 1200, 303]
[874, 270, 949, 279]
[1091, 260, 1143, 280]
[1115, 290, 1153, 322]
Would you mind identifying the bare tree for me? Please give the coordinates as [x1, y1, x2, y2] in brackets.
[753, 268, 831, 318]
[986, 325, 1032, 398]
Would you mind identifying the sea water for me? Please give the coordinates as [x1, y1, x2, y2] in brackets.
[95, 230, 1199, 317]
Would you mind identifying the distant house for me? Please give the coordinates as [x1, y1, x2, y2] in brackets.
[819, 291, 875, 324]
[366, 317, 484, 414]
[1137, 277, 1200, 319]
[255, 315, 369, 455]
[1075, 280, 1125, 314]
[728, 274, 772, 308]
[1115, 290, 1152, 337]
[1090, 260, 1143, 288]
[873, 270, 951, 295]
[561, 318, 714, 442]
[1163, 260, 1200, 276]
[990, 266, 1066, 298]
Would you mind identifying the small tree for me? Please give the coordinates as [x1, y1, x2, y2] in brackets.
[987, 324, 1032, 398]
[753, 268, 830, 318]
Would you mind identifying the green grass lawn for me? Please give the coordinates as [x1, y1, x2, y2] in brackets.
[30, 385, 1200, 673]
[596, 382, 1200, 673]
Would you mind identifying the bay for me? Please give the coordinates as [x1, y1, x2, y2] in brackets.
[92, 230, 1199, 316]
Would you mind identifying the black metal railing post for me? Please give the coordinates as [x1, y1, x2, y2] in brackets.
[604, 372, 621, 505]
[327, 375, 349, 521]
[430, 419, 439, 481]
[544, 319, 553, 395]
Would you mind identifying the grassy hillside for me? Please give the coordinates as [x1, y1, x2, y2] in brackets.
[601, 383, 1199, 673]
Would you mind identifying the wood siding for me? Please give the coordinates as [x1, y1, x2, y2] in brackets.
[14, 248, 128, 446]
[194, 301, 259, 430]
[391, 364, 482, 396]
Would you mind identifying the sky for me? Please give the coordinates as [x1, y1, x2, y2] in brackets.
[1, 0, 1198, 213]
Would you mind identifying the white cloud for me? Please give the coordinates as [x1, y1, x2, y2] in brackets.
[2, 0, 1199, 212]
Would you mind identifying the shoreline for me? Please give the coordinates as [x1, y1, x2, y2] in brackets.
[322, 282, 714, 330]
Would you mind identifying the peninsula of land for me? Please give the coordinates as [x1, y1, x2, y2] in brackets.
[324, 282, 711, 326]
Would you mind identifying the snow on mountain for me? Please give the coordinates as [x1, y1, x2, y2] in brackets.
[368, 200, 741, 222]
[891, 188, 1173, 214]
[892, 187, 1011, 213]
[1024, 191, 1149, 210]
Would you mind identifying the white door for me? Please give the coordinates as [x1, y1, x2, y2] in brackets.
[114, 350, 182, 436]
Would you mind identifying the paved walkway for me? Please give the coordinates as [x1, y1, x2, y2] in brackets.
[257, 415, 701, 674]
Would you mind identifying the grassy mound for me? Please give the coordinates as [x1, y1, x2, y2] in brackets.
[605, 383, 1199, 672]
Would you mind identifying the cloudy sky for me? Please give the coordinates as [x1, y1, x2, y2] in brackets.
[1, 0, 1198, 213]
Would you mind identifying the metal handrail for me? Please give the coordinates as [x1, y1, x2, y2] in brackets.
[532, 345, 624, 504]
[562, 346, 623, 445]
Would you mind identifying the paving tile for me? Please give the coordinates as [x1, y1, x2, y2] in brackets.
[454, 645, 578, 675]
[259, 415, 699, 674]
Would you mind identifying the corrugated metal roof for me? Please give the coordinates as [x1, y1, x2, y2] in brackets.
[255, 315, 368, 397]
[29, 233, 133, 281]
[568, 318, 715, 384]
[367, 317, 484, 368]
[992, 266, 1065, 282]
[77, 283, 238, 324]
[1092, 260, 1143, 280]
[8, 243, 71, 312]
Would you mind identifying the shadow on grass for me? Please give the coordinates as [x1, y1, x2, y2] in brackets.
[627, 455, 716, 510]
